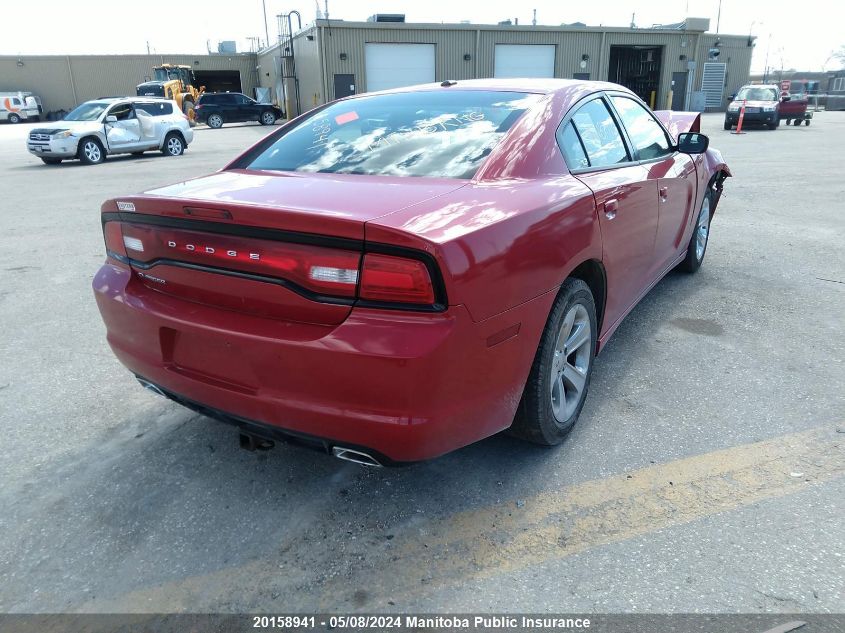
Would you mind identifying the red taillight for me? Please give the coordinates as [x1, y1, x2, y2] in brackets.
[359, 253, 436, 305]
[119, 223, 361, 298]
[103, 222, 127, 258]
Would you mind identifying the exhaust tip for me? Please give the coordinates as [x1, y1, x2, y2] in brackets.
[137, 377, 166, 398]
[332, 446, 382, 467]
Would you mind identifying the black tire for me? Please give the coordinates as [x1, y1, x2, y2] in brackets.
[723, 118, 732, 130]
[206, 113, 223, 129]
[260, 110, 277, 126]
[768, 116, 779, 130]
[162, 132, 185, 156]
[677, 190, 713, 273]
[40, 157, 62, 165]
[8, 113, 21, 124]
[804, 119, 810, 126]
[791, 119, 800, 126]
[77, 137, 105, 165]
[510, 278, 597, 445]
[182, 99, 197, 128]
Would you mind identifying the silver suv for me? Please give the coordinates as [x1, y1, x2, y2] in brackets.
[27, 97, 194, 165]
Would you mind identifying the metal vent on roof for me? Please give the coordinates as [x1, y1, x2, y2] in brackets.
[367, 14, 406, 22]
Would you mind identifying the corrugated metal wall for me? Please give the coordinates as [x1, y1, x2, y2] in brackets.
[0, 53, 259, 113]
[281, 22, 751, 113]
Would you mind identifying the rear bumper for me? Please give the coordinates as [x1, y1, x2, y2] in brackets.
[93, 263, 547, 462]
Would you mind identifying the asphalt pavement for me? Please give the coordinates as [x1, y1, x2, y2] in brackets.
[0, 113, 842, 615]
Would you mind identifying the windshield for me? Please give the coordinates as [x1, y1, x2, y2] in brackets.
[154, 68, 182, 82]
[63, 102, 109, 121]
[735, 87, 778, 101]
[246, 90, 540, 179]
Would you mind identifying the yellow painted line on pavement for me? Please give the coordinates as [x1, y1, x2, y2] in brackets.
[82, 425, 843, 612]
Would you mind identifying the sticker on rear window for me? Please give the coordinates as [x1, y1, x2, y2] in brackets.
[334, 111, 359, 125]
[117, 201, 136, 212]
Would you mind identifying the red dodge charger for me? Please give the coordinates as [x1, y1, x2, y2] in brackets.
[93, 79, 730, 465]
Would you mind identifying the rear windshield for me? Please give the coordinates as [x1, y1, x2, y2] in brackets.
[245, 90, 540, 179]
[735, 87, 778, 101]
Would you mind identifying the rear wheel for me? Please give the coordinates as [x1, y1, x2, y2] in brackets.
[804, 119, 810, 126]
[162, 132, 185, 156]
[677, 190, 713, 273]
[510, 278, 596, 445]
[40, 157, 62, 165]
[8, 113, 21, 124]
[78, 137, 105, 165]
[182, 99, 197, 128]
[723, 118, 732, 130]
[260, 110, 277, 126]
[792, 119, 801, 126]
[207, 113, 223, 129]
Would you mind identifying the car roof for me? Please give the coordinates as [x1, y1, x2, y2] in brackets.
[85, 97, 175, 105]
[356, 78, 634, 104]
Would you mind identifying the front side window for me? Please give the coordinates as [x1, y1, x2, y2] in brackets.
[245, 90, 540, 179]
[108, 103, 135, 121]
[610, 96, 672, 160]
[570, 98, 629, 168]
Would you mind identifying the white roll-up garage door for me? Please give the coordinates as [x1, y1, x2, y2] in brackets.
[494, 44, 556, 78]
[365, 43, 436, 92]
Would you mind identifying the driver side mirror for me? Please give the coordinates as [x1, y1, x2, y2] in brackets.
[677, 132, 709, 154]
[105, 115, 117, 123]
[728, 94, 736, 101]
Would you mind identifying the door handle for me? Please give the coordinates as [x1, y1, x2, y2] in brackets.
[603, 199, 618, 219]
[659, 186, 669, 200]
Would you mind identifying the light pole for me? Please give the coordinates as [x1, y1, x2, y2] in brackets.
[763, 34, 772, 83]
[261, 0, 270, 50]
[716, 0, 722, 34]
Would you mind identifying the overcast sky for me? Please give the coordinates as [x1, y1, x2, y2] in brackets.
[3, 0, 843, 72]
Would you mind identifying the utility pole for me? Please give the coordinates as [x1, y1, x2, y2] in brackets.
[532, 9, 537, 26]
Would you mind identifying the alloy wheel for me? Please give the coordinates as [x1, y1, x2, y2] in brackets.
[550, 303, 592, 423]
[167, 137, 183, 155]
[83, 141, 101, 163]
[695, 195, 711, 261]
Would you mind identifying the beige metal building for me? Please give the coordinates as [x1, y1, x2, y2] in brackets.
[1, 18, 753, 118]
[259, 17, 753, 117]
[0, 53, 259, 114]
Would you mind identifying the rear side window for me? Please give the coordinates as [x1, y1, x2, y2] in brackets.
[135, 102, 173, 116]
[610, 96, 672, 160]
[557, 121, 589, 170]
[245, 90, 540, 179]
[570, 99, 629, 168]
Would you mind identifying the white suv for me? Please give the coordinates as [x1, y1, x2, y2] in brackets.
[27, 97, 194, 165]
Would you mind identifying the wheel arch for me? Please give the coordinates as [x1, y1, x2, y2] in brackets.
[76, 134, 105, 157]
[161, 128, 186, 149]
[566, 259, 607, 338]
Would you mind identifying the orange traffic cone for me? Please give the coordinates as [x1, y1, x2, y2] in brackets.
[732, 99, 747, 134]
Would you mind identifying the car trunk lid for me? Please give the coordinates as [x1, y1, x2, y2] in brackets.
[105, 169, 463, 325]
